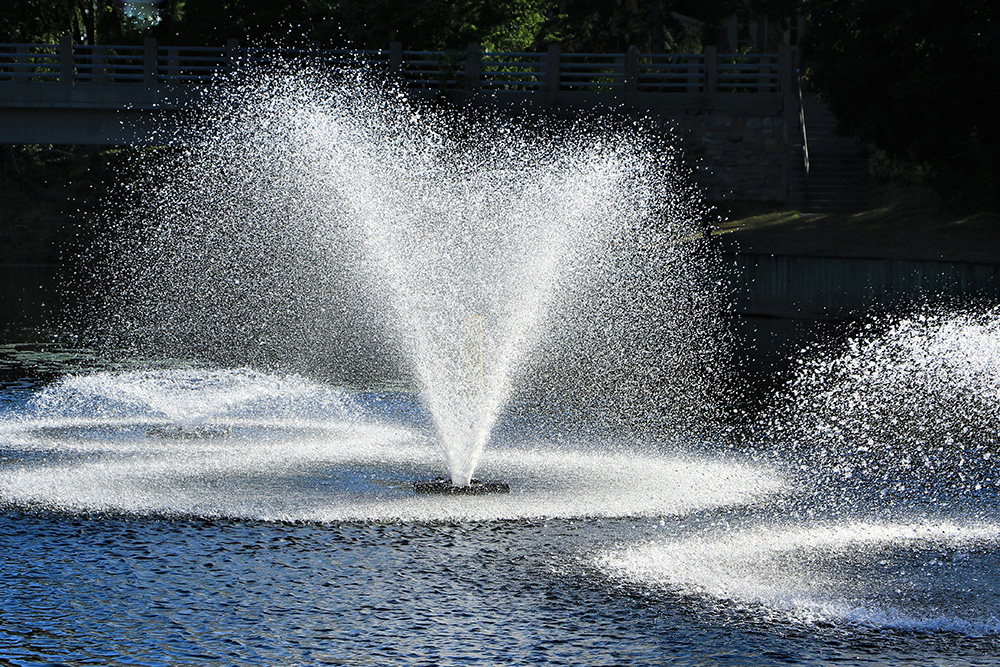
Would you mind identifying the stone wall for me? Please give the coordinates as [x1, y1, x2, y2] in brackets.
[671, 108, 791, 203]
[454, 91, 801, 205]
[636, 94, 797, 204]
[726, 252, 1000, 320]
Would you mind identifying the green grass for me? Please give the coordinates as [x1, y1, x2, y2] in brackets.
[713, 183, 1000, 263]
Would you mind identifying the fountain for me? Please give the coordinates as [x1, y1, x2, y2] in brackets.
[599, 307, 1000, 635]
[0, 64, 773, 524]
[2, 60, 998, 664]
[75, 64, 725, 491]
[763, 307, 1000, 507]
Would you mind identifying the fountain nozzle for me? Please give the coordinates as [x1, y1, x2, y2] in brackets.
[413, 477, 510, 495]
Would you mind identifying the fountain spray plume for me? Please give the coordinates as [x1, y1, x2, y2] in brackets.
[82, 61, 723, 487]
[761, 306, 1000, 509]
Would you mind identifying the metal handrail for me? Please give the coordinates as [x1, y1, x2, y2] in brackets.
[796, 69, 810, 209]
[797, 71, 809, 175]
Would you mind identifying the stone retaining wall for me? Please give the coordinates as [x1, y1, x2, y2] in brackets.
[455, 91, 801, 204]
[725, 252, 1000, 319]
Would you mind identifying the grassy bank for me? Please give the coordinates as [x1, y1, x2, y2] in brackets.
[713, 184, 1000, 264]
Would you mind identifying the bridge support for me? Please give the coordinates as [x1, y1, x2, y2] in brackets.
[0, 82, 190, 144]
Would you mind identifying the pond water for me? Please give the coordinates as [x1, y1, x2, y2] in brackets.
[3, 62, 998, 666]
[1, 336, 998, 667]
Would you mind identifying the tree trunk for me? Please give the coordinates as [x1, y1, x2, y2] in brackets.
[649, 0, 665, 53]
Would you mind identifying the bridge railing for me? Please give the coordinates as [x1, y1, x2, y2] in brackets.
[0, 38, 795, 94]
[480, 51, 544, 91]
[0, 43, 62, 82]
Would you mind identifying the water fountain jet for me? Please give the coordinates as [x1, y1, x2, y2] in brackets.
[0, 61, 995, 660]
[78, 63, 723, 493]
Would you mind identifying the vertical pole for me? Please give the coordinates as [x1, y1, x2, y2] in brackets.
[726, 15, 738, 52]
[59, 34, 73, 85]
[465, 42, 481, 91]
[778, 44, 792, 94]
[795, 16, 807, 71]
[704, 45, 717, 93]
[544, 44, 560, 105]
[755, 17, 768, 53]
[624, 45, 639, 96]
[226, 38, 240, 72]
[389, 41, 402, 77]
[143, 37, 157, 86]
[93, 45, 106, 84]
[757, 17, 770, 91]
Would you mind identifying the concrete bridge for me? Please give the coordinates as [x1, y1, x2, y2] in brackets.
[0, 38, 852, 207]
[0, 38, 797, 141]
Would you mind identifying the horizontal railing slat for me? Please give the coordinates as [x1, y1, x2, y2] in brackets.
[0, 41, 790, 92]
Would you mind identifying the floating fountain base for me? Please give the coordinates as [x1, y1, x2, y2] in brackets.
[414, 478, 510, 495]
[147, 425, 232, 439]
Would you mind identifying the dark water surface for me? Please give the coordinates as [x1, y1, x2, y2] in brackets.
[2, 344, 999, 666]
[4, 510, 998, 667]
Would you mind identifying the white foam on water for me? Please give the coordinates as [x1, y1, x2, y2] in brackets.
[597, 520, 1000, 636]
[0, 444, 783, 523]
[0, 368, 783, 522]
[18, 367, 362, 424]
[314, 447, 786, 523]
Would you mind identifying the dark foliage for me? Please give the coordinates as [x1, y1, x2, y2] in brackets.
[1, 0, 800, 52]
[304, 0, 555, 51]
[165, 0, 309, 45]
[807, 0, 1000, 203]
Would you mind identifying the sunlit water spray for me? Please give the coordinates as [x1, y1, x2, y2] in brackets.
[1, 63, 767, 521]
[594, 308, 1000, 634]
[0, 367, 783, 521]
[762, 307, 1000, 506]
[2, 59, 999, 650]
[77, 64, 723, 486]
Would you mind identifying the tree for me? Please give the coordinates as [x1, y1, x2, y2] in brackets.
[548, 0, 801, 53]
[161, 0, 309, 45]
[806, 0, 1000, 198]
[0, 0, 175, 44]
[303, 0, 555, 52]
[549, 0, 666, 52]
